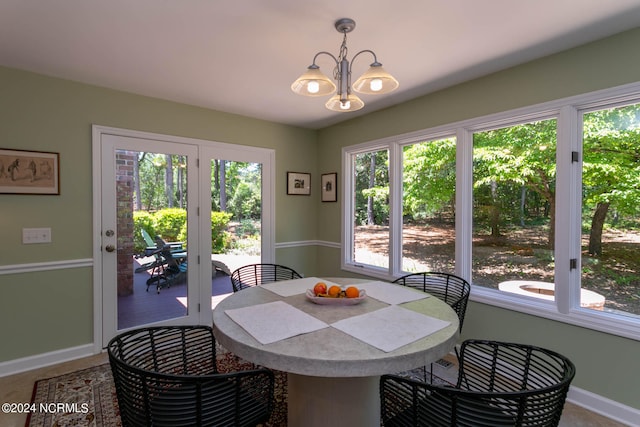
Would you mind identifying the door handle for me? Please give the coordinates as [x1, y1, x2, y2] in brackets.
[105, 244, 116, 253]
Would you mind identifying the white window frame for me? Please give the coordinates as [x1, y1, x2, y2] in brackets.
[341, 82, 640, 341]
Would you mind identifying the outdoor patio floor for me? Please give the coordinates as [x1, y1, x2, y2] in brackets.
[118, 257, 235, 330]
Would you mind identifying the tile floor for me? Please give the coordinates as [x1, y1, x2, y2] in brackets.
[0, 351, 629, 427]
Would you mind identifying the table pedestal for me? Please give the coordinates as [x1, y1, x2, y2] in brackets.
[288, 373, 380, 427]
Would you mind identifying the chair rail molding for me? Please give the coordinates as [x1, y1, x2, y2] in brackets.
[275, 240, 340, 249]
[0, 258, 93, 275]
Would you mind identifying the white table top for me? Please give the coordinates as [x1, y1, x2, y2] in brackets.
[212, 277, 459, 377]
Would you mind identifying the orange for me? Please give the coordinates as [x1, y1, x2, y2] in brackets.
[328, 285, 342, 298]
[345, 286, 360, 298]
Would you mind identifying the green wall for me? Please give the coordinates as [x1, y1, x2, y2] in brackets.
[0, 66, 317, 360]
[1, 24, 640, 411]
[316, 27, 640, 409]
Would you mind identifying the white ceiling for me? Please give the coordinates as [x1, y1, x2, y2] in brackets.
[3, 1, 640, 129]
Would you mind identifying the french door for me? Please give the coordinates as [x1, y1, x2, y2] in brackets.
[98, 133, 200, 346]
[94, 126, 275, 349]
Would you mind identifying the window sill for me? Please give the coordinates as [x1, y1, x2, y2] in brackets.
[471, 287, 640, 342]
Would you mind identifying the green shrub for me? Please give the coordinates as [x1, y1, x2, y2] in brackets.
[133, 208, 231, 255]
[212, 211, 232, 253]
[154, 208, 187, 242]
[133, 211, 155, 253]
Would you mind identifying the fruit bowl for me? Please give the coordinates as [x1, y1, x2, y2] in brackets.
[305, 288, 367, 305]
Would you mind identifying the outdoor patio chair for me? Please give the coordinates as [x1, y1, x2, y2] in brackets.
[141, 228, 186, 258]
[145, 246, 187, 293]
[380, 339, 576, 427]
[230, 263, 302, 292]
[392, 272, 470, 382]
[108, 325, 275, 427]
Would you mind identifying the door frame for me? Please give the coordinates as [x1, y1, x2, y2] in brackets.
[92, 125, 275, 352]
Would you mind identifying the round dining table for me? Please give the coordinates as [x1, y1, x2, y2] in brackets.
[212, 277, 459, 427]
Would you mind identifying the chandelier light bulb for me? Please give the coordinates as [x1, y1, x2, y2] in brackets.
[307, 81, 320, 94]
[369, 78, 383, 92]
[291, 66, 336, 97]
[325, 93, 364, 112]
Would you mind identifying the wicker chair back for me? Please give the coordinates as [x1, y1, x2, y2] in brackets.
[108, 325, 274, 427]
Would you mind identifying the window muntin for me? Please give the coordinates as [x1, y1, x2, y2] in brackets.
[471, 119, 557, 293]
[581, 104, 640, 318]
[402, 137, 456, 273]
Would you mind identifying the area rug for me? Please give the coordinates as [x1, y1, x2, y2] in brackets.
[26, 353, 452, 427]
[26, 351, 288, 427]
[26, 363, 120, 427]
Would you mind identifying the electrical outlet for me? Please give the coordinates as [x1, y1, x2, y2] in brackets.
[22, 228, 52, 244]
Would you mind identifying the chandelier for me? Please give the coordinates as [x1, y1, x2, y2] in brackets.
[291, 18, 399, 112]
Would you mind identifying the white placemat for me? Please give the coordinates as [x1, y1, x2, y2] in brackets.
[330, 305, 450, 352]
[358, 281, 429, 305]
[225, 300, 329, 344]
[261, 277, 339, 297]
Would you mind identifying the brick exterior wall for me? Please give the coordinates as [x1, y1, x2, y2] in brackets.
[116, 151, 135, 296]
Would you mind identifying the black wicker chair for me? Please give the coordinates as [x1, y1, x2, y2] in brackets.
[393, 272, 471, 381]
[230, 263, 302, 292]
[393, 272, 470, 332]
[107, 325, 274, 427]
[380, 339, 576, 427]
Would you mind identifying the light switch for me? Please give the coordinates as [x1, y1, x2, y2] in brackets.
[22, 228, 52, 244]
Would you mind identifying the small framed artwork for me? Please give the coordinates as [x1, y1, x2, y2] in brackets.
[321, 172, 337, 202]
[287, 171, 311, 195]
[0, 148, 60, 195]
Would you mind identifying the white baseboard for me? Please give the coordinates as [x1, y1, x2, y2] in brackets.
[567, 386, 640, 427]
[0, 344, 97, 378]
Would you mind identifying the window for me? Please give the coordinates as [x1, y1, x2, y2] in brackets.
[342, 84, 640, 340]
[580, 103, 640, 318]
[472, 119, 557, 293]
[402, 137, 456, 272]
[351, 148, 390, 270]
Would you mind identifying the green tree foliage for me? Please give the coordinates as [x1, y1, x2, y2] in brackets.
[403, 138, 456, 221]
[473, 119, 557, 244]
[583, 105, 640, 255]
[400, 107, 639, 256]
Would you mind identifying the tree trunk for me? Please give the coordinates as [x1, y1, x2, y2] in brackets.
[220, 160, 227, 211]
[177, 155, 184, 209]
[490, 180, 500, 237]
[367, 154, 375, 225]
[547, 197, 555, 249]
[214, 159, 220, 194]
[165, 155, 174, 208]
[520, 186, 526, 227]
[588, 202, 610, 256]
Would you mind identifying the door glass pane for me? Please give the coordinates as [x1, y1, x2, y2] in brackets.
[402, 137, 456, 272]
[582, 104, 640, 317]
[209, 160, 261, 299]
[353, 149, 390, 269]
[118, 150, 190, 329]
[472, 119, 557, 299]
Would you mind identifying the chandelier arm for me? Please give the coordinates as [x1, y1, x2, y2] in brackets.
[311, 51, 339, 67]
[349, 50, 380, 71]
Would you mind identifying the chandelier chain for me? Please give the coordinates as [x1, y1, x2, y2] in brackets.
[334, 32, 349, 82]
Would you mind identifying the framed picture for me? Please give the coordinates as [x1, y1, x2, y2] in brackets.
[287, 171, 311, 195]
[321, 172, 337, 202]
[0, 148, 60, 195]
